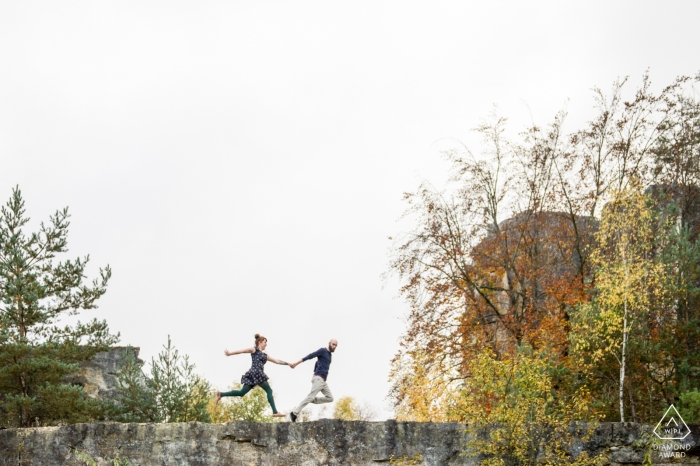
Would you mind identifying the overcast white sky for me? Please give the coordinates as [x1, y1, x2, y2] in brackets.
[1, 1, 698, 420]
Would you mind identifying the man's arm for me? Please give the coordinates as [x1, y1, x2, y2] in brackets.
[290, 349, 322, 369]
[289, 358, 304, 369]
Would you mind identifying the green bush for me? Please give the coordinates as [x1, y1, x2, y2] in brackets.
[677, 389, 700, 423]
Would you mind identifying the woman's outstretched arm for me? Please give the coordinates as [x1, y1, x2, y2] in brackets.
[266, 355, 290, 365]
[224, 347, 255, 356]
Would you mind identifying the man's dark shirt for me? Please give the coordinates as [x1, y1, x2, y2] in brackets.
[302, 347, 332, 380]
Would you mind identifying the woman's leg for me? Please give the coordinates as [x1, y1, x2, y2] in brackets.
[258, 381, 280, 415]
[220, 385, 252, 398]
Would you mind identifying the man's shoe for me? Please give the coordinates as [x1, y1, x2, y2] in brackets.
[290, 412, 297, 423]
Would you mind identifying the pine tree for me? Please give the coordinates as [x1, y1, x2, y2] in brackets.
[0, 187, 117, 427]
[114, 336, 211, 423]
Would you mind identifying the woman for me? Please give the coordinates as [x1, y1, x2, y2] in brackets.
[216, 333, 287, 418]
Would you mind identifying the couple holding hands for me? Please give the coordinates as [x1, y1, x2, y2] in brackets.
[215, 333, 338, 422]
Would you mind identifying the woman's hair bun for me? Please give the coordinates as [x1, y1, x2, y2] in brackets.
[254, 333, 260, 339]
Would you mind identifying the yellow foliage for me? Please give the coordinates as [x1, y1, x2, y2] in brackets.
[570, 185, 675, 421]
[592, 189, 667, 312]
[333, 396, 377, 421]
[390, 350, 461, 422]
[206, 383, 276, 423]
[456, 349, 602, 466]
[334, 397, 358, 420]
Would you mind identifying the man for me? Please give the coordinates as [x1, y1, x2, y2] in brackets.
[288, 339, 338, 422]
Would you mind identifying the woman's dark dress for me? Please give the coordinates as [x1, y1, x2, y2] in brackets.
[241, 347, 269, 387]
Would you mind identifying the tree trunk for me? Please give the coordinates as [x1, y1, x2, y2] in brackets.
[620, 256, 629, 423]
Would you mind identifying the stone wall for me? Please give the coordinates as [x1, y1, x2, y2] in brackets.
[0, 421, 698, 465]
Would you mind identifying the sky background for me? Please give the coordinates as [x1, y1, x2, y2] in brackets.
[1, 1, 698, 420]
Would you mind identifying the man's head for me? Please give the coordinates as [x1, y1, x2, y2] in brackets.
[328, 339, 338, 353]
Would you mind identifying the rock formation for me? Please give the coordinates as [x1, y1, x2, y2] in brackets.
[64, 347, 143, 402]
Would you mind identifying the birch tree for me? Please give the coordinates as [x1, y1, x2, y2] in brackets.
[572, 186, 670, 422]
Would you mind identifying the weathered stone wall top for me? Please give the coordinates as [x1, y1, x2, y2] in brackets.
[0, 421, 698, 465]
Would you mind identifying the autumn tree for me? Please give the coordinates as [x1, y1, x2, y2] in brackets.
[390, 349, 460, 422]
[0, 187, 117, 427]
[567, 73, 690, 218]
[333, 396, 377, 421]
[568, 78, 700, 421]
[388, 113, 594, 413]
[388, 72, 700, 423]
[570, 186, 673, 421]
